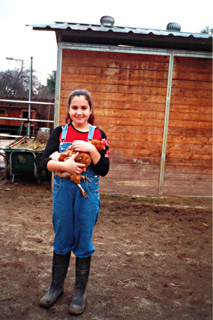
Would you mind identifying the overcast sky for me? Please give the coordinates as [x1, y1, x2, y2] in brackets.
[0, 0, 212, 84]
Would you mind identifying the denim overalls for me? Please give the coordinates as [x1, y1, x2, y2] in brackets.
[52, 124, 100, 258]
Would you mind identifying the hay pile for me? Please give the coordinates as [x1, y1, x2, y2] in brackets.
[8, 138, 46, 150]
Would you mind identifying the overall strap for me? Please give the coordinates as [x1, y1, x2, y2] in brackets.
[88, 125, 96, 141]
[61, 123, 69, 141]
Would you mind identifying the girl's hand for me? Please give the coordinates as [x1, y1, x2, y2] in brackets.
[72, 140, 95, 153]
[72, 140, 101, 166]
[47, 152, 85, 174]
[62, 152, 86, 174]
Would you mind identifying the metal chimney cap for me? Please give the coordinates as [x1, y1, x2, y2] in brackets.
[100, 16, 115, 27]
[167, 22, 181, 32]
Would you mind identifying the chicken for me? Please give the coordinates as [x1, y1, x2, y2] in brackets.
[50, 140, 105, 198]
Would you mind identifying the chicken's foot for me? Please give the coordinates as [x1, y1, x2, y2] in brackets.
[77, 184, 89, 198]
[77, 175, 91, 198]
[80, 176, 91, 183]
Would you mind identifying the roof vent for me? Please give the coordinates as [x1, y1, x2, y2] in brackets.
[166, 22, 181, 32]
[100, 16, 115, 27]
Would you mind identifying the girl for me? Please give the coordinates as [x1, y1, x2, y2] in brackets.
[39, 89, 109, 315]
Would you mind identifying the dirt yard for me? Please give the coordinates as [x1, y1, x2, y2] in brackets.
[0, 170, 212, 320]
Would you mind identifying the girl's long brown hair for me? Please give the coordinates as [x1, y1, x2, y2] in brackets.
[65, 89, 95, 125]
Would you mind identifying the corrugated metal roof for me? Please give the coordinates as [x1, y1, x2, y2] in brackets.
[30, 21, 211, 39]
[28, 21, 212, 52]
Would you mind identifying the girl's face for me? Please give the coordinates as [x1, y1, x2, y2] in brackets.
[69, 95, 91, 129]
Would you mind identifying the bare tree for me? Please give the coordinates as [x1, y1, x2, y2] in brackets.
[0, 67, 41, 97]
[200, 26, 213, 34]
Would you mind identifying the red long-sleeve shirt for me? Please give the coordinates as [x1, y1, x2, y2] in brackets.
[40, 123, 109, 177]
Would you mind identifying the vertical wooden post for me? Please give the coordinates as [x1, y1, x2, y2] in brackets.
[54, 43, 63, 128]
[158, 53, 174, 195]
[52, 43, 63, 190]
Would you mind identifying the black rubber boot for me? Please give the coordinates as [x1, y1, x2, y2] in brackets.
[69, 256, 91, 315]
[39, 251, 71, 308]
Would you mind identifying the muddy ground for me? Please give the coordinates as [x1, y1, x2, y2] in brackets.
[0, 170, 212, 320]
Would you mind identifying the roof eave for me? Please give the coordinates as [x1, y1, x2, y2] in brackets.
[29, 23, 212, 52]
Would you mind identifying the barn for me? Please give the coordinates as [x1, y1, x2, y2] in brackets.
[0, 98, 38, 135]
[0, 96, 54, 136]
[30, 17, 212, 197]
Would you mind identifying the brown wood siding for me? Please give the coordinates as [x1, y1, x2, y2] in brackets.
[60, 49, 169, 196]
[59, 49, 212, 197]
[0, 108, 37, 127]
[164, 57, 212, 196]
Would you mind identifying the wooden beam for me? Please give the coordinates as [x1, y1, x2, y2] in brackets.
[54, 43, 63, 128]
[159, 53, 174, 195]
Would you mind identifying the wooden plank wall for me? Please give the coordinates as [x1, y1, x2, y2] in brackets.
[0, 108, 37, 127]
[164, 56, 212, 196]
[59, 49, 212, 197]
[60, 49, 169, 196]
